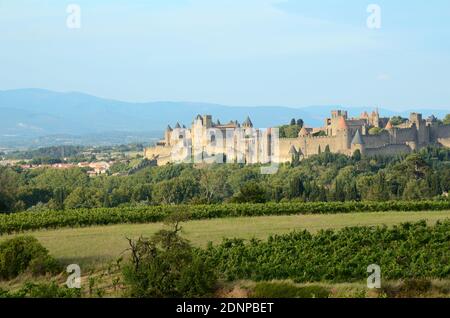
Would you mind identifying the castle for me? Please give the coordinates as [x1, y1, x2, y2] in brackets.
[144, 110, 450, 166]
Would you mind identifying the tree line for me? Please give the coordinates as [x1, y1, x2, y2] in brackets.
[0, 146, 449, 213]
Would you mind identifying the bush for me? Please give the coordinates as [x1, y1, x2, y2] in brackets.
[175, 254, 217, 298]
[252, 282, 330, 298]
[400, 279, 432, 296]
[381, 279, 434, 298]
[0, 282, 81, 298]
[28, 254, 60, 276]
[0, 236, 60, 279]
[122, 216, 217, 298]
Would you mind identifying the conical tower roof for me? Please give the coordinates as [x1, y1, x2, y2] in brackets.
[351, 129, 364, 145]
[166, 125, 173, 131]
[175, 122, 181, 129]
[385, 120, 393, 129]
[299, 127, 310, 137]
[243, 116, 253, 127]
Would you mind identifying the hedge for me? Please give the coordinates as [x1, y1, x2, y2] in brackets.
[0, 200, 449, 234]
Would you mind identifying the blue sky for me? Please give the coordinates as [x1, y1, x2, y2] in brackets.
[1, 0, 450, 110]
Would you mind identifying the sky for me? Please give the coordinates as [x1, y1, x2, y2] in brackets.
[1, 0, 450, 110]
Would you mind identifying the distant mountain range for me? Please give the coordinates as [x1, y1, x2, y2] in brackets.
[0, 88, 448, 149]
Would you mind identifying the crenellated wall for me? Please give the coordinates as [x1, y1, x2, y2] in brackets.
[144, 145, 173, 165]
[390, 127, 418, 144]
[278, 133, 351, 162]
[431, 124, 450, 138]
[365, 144, 412, 157]
[145, 113, 450, 166]
[417, 125, 430, 146]
[432, 125, 450, 147]
[361, 131, 390, 148]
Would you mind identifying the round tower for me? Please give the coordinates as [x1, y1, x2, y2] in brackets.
[337, 116, 351, 150]
[164, 125, 173, 146]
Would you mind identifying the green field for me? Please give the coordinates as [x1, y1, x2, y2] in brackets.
[1, 210, 449, 268]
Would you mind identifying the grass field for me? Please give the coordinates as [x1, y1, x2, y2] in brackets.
[1, 211, 449, 268]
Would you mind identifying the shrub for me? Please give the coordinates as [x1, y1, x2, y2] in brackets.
[400, 279, 432, 296]
[0, 282, 81, 298]
[381, 279, 434, 298]
[122, 216, 217, 298]
[175, 254, 217, 298]
[0, 236, 60, 280]
[28, 254, 60, 276]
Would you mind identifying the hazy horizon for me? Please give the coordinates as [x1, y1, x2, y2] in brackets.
[2, 87, 449, 112]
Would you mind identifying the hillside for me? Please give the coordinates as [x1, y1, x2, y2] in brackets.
[1, 88, 448, 148]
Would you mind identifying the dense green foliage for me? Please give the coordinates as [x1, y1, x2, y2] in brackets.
[0, 201, 449, 234]
[230, 181, 267, 203]
[390, 116, 407, 126]
[278, 118, 304, 138]
[444, 114, 450, 125]
[368, 127, 384, 135]
[199, 221, 450, 283]
[122, 215, 217, 298]
[1, 146, 449, 213]
[0, 236, 60, 279]
[0, 282, 81, 298]
[279, 125, 300, 138]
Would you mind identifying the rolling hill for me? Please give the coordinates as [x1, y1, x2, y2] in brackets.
[0, 88, 448, 148]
